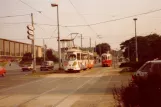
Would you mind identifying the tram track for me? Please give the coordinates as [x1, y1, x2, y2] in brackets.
[0, 67, 101, 107]
[0, 69, 93, 101]
[17, 68, 101, 107]
[52, 69, 107, 107]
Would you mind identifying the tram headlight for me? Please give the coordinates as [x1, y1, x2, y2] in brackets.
[72, 61, 77, 66]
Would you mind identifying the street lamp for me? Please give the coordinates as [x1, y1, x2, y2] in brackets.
[97, 35, 102, 56]
[51, 3, 61, 69]
[133, 18, 138, 62]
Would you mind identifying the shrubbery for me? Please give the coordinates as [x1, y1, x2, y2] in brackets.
[119, 62, 145, 70]
[113, 72, 161, 107]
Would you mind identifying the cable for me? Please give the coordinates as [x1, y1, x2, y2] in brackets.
[0, 14, 30, 19]
[64, 26, 72, 33]
[4, 37, 57, 41]
[32, 8, 161, 28]
[35, 24, 57, 39]
[34, 23, 58, 26]
[19, 0, 56, 22]
[66, 8, 161, 27]
[2, 22, 30, 25]
[35, 24, 48, 34]
[68, 0, 98, 35]
[19, 0, 41, 13]
[46, 27, 58, 46]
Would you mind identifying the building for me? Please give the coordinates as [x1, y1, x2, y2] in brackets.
[0, 38, 43, 60]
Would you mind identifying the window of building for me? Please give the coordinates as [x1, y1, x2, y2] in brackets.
[20, 44, 24, 56]
[15, 43, 20, 56]
[0, 40, 3, 55]
[4, 41, 9, 55]
[10, 42, 15, 56]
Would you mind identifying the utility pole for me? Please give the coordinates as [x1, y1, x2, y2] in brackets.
[113, 50, 116, 69]
[99, 44, 101, 56]
[133, 18, 138, 62]
[31, 13, 36, 72]
[43, 39, 46, 62]
[95, 41, 96, 52]
[90, 37, 91, 52]
[51, 3, 61, 69]
[80, 34, 82, 48]
[128, 45, 130, 61]
[27, 13, 36, 72]
[90, 37, 91, 48]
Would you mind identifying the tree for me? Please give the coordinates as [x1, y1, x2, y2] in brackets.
[95, 43, 111, 56]
[22, 52, 32, 62]
[46, 49, 58, 62]
[120, 33, 161, 62]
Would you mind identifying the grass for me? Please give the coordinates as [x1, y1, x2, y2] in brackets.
[27, 69, 65, 77]
[0, 62, 8, 67]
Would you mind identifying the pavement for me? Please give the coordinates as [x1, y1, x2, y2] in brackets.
[0, 64, 131, 107]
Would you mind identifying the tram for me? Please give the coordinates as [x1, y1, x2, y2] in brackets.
[101, 53, 112, 67]
[63, 48, 94, 72]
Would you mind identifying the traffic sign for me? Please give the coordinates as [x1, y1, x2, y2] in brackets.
[27, 35, 34, 40]
[27, 25, 34, 40]
[27, 25, 34, 31]
[27, 30, 34, 35]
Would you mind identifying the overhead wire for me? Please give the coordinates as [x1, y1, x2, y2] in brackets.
[19, 0, 41, 13]
[63, 8, 161, 27]
[46, 27, 58, 46]
[2, 22, 30, 25]
[6, 37, 58, 41]
[68, 0, 98, 36]
[0, 14, 30, 19]
[34, 8, 161, 28]
[34, 23, 58, 27]
[64, 26, 72, 33]
[35, 24, 58, 48]
[19, 0, 56, 23]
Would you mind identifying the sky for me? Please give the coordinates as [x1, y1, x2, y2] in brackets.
[0, 0, 161, 51]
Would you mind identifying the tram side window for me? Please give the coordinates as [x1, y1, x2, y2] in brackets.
[77, 53, 81, 60]
[81, 54, 84, 60]
[81, 54, 88, 60]
[102, 56, 107, 60]
[90, 55, 94, 60]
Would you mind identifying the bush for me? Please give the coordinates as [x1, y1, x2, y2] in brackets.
[113, 72, 161, 107]
[36, 57, 43, 65]
[119, 62, 145, 70]
[119, 67, 136, 73]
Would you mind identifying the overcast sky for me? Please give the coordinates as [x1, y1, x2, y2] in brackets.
[0, 0, 161, 50]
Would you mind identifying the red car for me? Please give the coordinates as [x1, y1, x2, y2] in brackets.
[0, 66, 6, 77]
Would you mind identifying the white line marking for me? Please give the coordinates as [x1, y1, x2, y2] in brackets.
[16, 69, 96, 106]
[53, 71, 105, 107]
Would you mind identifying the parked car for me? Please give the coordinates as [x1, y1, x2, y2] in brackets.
[0, 66, 6, 77]
[21, 63, 33, 71]
[132, 60, 161, 80]
[40, 61, 54, 71]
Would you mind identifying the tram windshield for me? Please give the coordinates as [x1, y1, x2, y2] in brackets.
[102, 55, 107, 60]
[66, 54, 77, 61]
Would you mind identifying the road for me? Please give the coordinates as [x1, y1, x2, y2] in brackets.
[0, 65, 130, 107]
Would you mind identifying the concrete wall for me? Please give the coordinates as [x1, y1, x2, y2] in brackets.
[0, 38, 43, 59]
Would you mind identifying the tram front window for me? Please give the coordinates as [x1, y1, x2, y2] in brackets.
[102, 56, 107, 60]
[66, 54, 76, 61]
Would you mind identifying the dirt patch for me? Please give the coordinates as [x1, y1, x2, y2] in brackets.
[71, 95, 115, 107]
